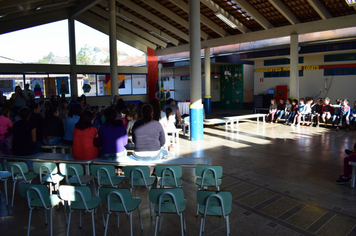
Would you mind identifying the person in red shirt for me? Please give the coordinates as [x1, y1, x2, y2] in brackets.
[72, 110, 98, 160]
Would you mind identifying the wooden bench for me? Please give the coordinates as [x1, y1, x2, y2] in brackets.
[182, 118, 227, 139]
[223, 114, 266, 130]
[350, 161, 356, 188]
[254, 107, 270, 114]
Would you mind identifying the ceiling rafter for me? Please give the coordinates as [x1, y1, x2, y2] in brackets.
[98, 1, 179, 46]
[140, 0, 209, 40]
[201, 0, 249, 33]
[77, 11, 155, 50]
[70, 0, 102, 18]
[118, 0, 190, 42]
[307, 0, 331, 20]
[90, 6, 168, 48]
[234, 0, 274, 30]
[168, 0, 226, 37]
[268, 0, 299, 25]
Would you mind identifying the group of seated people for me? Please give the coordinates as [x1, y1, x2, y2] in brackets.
[0, 87, 184, 162]
[265, 97, 354, 131]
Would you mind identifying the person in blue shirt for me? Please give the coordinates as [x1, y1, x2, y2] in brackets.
[292, 98, 305, 126]
[336, 98, 351, 132]
[63, 104, 81, 144]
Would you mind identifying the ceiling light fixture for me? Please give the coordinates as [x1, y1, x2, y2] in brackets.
[36, 1, 68, 10]
[149, 31, 171, 43]
[115, 12, 132, 22]
[215, 12, 238, 29]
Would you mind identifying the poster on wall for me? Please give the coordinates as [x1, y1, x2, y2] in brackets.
[56, 77, 69, 94]
[132, 76, 146, 89]
[0, 80, 14, 93]
[46, 77, 57, 97]
[30, 78, 44, 96]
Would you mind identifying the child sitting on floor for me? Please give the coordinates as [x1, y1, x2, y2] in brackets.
[266, 99, 277, 123]
[275, 98, 285, 123]
[321, 97, 333, 128]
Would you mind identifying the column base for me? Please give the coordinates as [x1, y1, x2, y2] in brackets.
[189, 107, 204, 141]
[204, 96, 211, 115]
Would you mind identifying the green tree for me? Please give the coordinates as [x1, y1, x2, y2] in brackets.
[38, 52, 54, 64]
[100, 55, 110, 64]
[76, 45, 96, 65]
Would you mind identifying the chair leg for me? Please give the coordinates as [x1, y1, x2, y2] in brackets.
[49, 182, 53, 195]
[104, 213, 110, 236]
[63, 201, 68, 225]
[117, 212, 120, 228]
[183, 212, 186, 231]
[100, 203, 105, 228]
[154, 215, 159, 236]
[66, 211, 71, 236]
[91, 210, 96, 236]
[11, 180, 16, 207]
[44, 208, 48, 225]
[149, 201, 153, 218]
[226, 215, 230, 235]
[27, 209, 32, 236]
[4, 179, 8, 205]
[159, 215, 162, 231]
[79, 210, 82, 228]
[135, 187, 138, 197]
[137, 205, 143, 230]
[199, 217, 204, 236]
[196, 204, 199, 216]
[129, 212, 133, 236]
[50, 208, 53, 236]
[180, 213, 184, 236]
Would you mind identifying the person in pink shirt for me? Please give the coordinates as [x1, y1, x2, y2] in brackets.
[0, 109, 12, 141]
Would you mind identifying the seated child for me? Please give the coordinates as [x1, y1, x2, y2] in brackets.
[292, 98, 305, 126]
[266, 99, 277, 123]
[321, 97, 333, 127]
[285, 99, 298, 125]
[311, 98, 323, 127]
[350, 100, 356, 129]
[336, 98, 351, 132]
[294, 99, 313, 126]
[335, 143, 356, 185]
[332, 99, 342, 127]
[275, 98, 285, 123]
[284, 99, 292, 121]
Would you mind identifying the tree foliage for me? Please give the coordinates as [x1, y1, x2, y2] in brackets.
[38, 52, 54, 64]
[76, 44, 96, 65]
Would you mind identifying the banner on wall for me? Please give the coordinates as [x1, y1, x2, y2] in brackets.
[105, 75, 125, 95]
[46, 77, 56, 97]
[56, 77, 69, 94]
[0, 80, 14, 93]
[30, 78, 44, 96]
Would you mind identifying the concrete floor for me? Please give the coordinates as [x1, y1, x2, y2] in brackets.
[1, 111, 356, 236]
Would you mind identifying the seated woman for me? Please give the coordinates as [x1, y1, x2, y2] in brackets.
[72, 110, 99, 160]
[132, 104, 168, 161]
[98, 108, 128, 159]
[13, 107, 41, 156]
[335, 143, 356, 184]
[42, 106, 64, 145]
[29, 103, 44, 143]
[63, 104, 81, 144]
[0, 109, 12, 143]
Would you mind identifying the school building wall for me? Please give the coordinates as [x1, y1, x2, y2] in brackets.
[253, 51, 356, 103]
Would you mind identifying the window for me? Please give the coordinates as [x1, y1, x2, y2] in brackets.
[0, 74, 23, 99]
[264, 57, 303, 66]
[132, 75, 147, 95]
[119, 75, 132, 95]
[324, 53, 356, 62]
[264, 70, 303, 78]
[324, 68, 356, 76]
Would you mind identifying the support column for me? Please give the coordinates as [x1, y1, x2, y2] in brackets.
[68, 17, 77, 96]
[290, 34, 299, 99]
[189, 0, 203, 141]
[109, 0, 118, 97]
[204, 47, 211, 115]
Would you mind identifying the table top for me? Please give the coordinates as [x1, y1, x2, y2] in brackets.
[178, 102, 190, 115]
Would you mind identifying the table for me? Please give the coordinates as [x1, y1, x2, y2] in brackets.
[0, 153, 92, 175]
[223, 114, 266, 130]
[178, 102, 190, 115]
[167, 128, 182, 145]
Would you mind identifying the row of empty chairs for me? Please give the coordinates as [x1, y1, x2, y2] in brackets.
[0, 161, 230, 236]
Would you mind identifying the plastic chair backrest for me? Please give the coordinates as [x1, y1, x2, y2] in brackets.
[59, 163, 84, 176]
[196, 190, 232, 215]
[19, 183, 50, 200]
[0, 162, 3, 171]
[90, 164, 115, 177]
[195, 165, 223, 178]
[59, 185, 92, 202]
[149, 188, 184, 205]
[155, 165, 182, 178]
[7, 161, 29, 175]
[33, 162, 58, 175]
[124, 166, 150, 179]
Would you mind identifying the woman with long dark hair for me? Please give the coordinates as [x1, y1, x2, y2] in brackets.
[132, 104, 168, 161]
[148, 99, 161, 121]
[98, 108, 128, 159]
[72, 110, 98, 160]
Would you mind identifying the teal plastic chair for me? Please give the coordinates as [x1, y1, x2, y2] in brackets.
[197, 190, 232, 236]
[149, 188, 187, 236]
[124, 166, 156, 216]
[0, 162, 12, 205]
[19, 184, 62, 236]
[195, 165, 223, 190]
[155, 165, 183, 188]
[59, 163, 96, 191]
[90, 164, 125, 193]
[59, 185, 101, 236]
[99, 188, 143, 236]
[7, 161, 38, 207]
[33, 162, 64, 194]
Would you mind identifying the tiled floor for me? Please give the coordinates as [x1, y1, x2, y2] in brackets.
[1, 112, 356, 236]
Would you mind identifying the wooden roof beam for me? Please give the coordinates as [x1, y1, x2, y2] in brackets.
[268, 0, 300, 25]
[307, 0, 331, 20]
[234, 0, 274, 29]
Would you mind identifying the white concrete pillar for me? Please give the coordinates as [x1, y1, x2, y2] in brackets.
[68, 17, 77, 96]
[290, 34, 299, 98]
[109, 0, 118, 97]
[189, 0, 203, 141]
